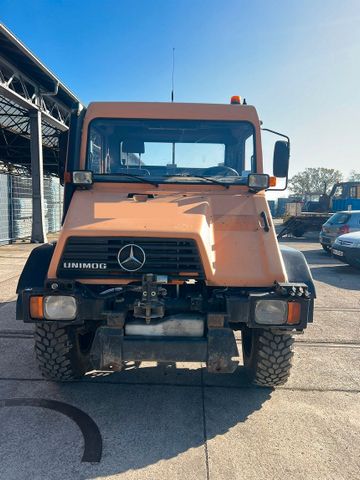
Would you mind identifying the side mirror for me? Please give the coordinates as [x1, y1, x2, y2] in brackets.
[273, 141, 289, 178]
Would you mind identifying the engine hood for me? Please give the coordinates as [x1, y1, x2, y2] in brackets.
[48, 184, 287, 286]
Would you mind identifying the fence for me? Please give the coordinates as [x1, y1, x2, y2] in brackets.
[0, 173, 63, 245]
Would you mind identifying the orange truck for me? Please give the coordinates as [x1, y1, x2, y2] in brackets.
[16, 98, 315, 386]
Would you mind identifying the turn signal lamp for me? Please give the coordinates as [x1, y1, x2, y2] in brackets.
[230, 95, 241, 104]
[30, 296, 44, 319]
[287, 302, 301, 325]
[269, 176, 277, 187]
[64, 171, 72, 183]
[339, 224, 350, 234]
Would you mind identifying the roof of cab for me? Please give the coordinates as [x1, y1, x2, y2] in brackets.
[83, 101, 260, 126]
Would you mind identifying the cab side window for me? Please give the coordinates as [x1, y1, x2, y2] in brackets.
[244, 133, 255, 173]
[89, 130, 103, 173]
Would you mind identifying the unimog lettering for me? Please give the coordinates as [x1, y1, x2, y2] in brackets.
[63, 262, 107, 269]
[17, 99, 315, 387]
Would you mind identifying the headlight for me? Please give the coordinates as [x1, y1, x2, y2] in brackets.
[351, 240, 360, 248]
[72, 170, 93, 185]
[255, 300, 288, 325]
[44, 296, 77, 320]
[248, 174, 270, 190]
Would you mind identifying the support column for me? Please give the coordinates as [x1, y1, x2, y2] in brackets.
[30, 109, 47, 243]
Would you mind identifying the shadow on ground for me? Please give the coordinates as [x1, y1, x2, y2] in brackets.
[67, 367, 271, 477]
[278, 241, 360, 289]
[300, 249, 338, 265]
[0, 366, 272, 479]
[310, 264, 360, 289]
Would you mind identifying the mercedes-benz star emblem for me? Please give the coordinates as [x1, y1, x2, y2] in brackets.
[117, 244, 146, 272]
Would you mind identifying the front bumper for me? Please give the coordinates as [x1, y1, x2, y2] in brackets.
[17, 281, 314, 373]
[90, 325, 239, 373]
[319, 234, 337, 246]
[332, 245, 360, 266]
[18, 281, 314, 330]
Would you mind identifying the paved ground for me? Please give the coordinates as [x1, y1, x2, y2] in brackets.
[0, 237, 359, 480]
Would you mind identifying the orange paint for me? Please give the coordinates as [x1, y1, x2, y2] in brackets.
[47, 101, 287, 288]
[48, 184, 287, 286]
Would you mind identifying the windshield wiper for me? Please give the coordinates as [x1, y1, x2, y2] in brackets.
[165, 174, 229, 188]
[96, 173, 159, 187]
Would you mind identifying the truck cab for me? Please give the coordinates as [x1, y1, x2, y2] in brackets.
[17, 100, 315, 386]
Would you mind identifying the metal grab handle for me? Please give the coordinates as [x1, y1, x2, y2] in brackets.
[260, 211, 270, 232]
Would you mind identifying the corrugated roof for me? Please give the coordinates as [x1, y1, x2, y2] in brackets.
[0, 23, 81, 108]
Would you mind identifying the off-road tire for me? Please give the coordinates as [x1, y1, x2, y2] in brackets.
[292, 228, 306, 238]
[242, 327, 294, 387]
[321, 244, 331, 254]
[34, 323, 94, 381]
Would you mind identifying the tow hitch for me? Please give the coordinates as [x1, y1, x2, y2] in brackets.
[133, 274, 167, 323]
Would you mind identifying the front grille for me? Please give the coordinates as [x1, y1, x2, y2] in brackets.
[57, 237, 204, 279]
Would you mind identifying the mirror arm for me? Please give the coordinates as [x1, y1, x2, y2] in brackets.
[267, 176, 288, 192]
[261, 128, 290, 148]
[262, 127, 290, 191]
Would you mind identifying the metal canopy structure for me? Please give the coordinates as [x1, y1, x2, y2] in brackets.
[0, 23, 82, 242]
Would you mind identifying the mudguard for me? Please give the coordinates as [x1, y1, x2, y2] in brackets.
[279, 245, 316, 297]
[16, 243, 56, 320]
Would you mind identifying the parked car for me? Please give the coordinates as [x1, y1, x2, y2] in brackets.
[331, 231, 360, 268]
[319, 210, 360, 252]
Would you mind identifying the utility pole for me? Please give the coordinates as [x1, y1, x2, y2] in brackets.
[30, 109, 47, 243]
[171, 48, 176, 165]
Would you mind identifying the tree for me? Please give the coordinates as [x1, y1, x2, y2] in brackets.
[348, 170, 360, 181]
[288, 168, 343, 199]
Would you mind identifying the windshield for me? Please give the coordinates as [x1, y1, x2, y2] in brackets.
[86, 119, 256, 185]
[327, 212, 351, 225]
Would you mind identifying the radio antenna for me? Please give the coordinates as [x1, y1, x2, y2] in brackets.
[171, 47, 175, 102]
[171, 47, 176, 165]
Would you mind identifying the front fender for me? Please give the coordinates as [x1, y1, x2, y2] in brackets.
[280, 245, 316, 297]
[16, 243, 56, 320]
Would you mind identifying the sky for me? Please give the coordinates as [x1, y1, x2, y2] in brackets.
[1, 0, 360, 185]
